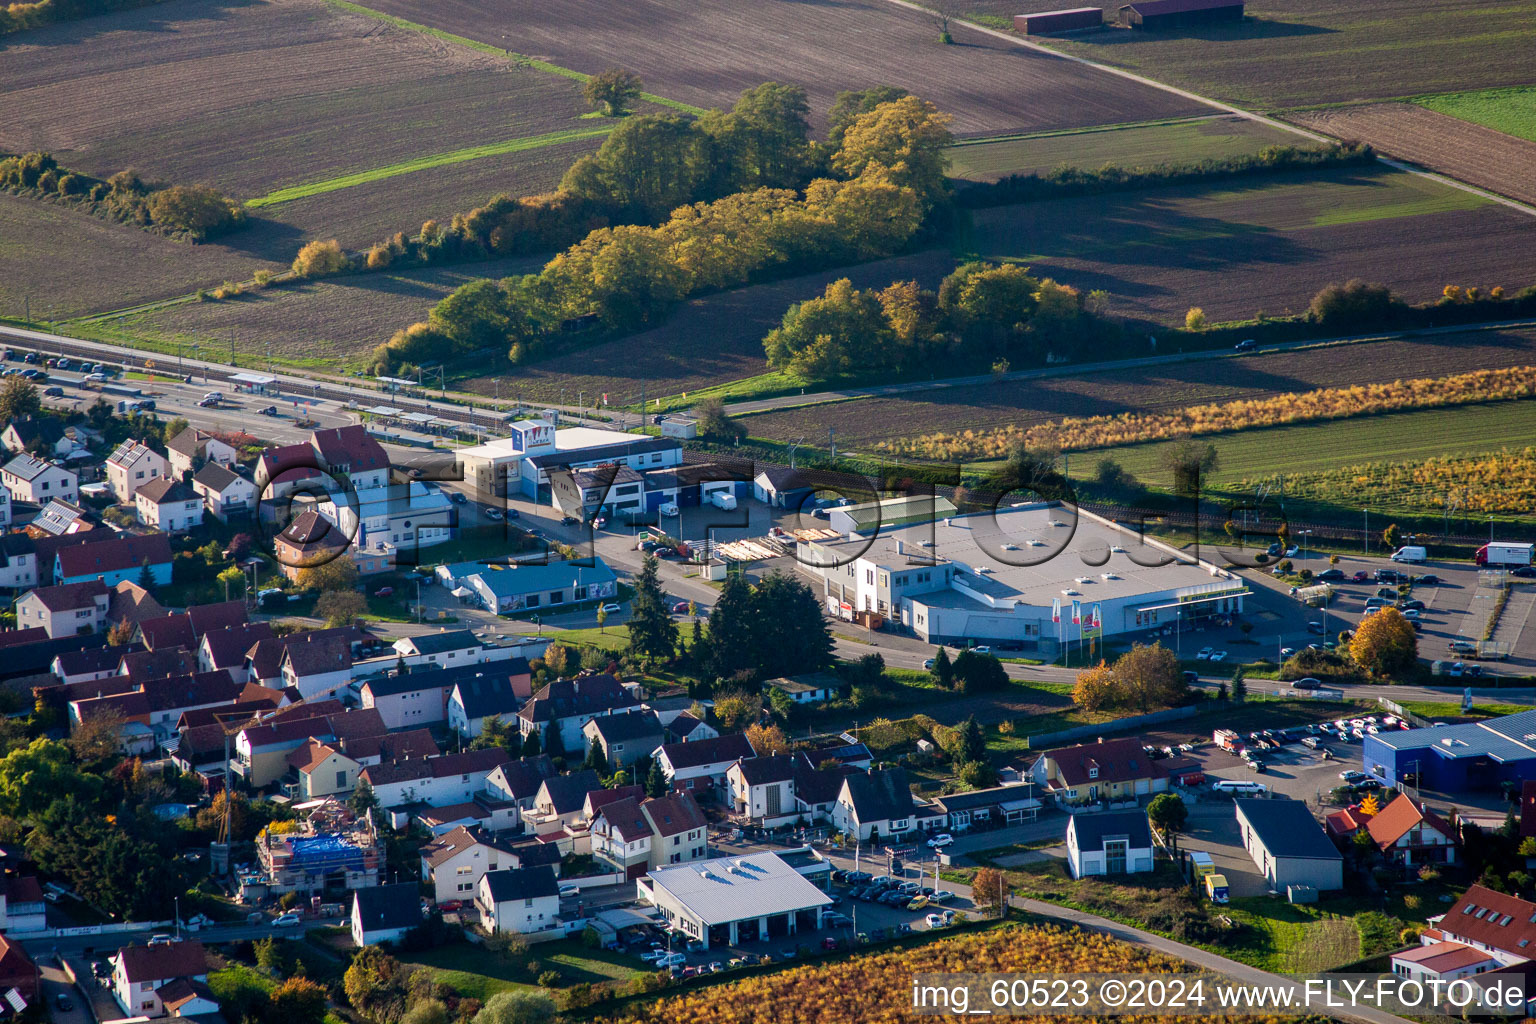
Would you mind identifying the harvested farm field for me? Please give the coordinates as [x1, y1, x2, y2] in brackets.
[965, 165, 1536, 323]
[0, 195, 286, 320]
[1287, 103, 1536, 208]
[0, 0, 619, 199]
[957, 0, 1536, 108]
[354, 0, 1207, 136]
[453, 252, 959, 406]
[739, 324, 1536, 449]
[947, 115, 1297, 184]
[113, 255, 550, 367]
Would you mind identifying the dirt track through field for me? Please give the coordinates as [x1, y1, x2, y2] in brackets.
[356, 0, 1206, 135]
[740, 325, 1536, 447]
[1288, 103, 1536, 208]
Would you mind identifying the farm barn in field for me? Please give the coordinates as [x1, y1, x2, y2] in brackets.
[1118, 0, 1243, 29]
[1014, 8, 1104, 35]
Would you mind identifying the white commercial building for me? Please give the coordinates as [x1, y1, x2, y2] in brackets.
[636, 851, 833, 950]
[796, 503, 1248, 651]
[456, 419, 682, 508]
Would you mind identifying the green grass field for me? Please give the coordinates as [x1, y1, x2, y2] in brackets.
[1417, 87, 1536, 142]
[246, 127, 614, 207]
[1074, 399, 1536, 495]
[400, 940, 643, 998]
[947, 115, 1297, 183]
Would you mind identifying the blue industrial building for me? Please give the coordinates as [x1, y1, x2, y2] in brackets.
[1364, 710, 1536, 792]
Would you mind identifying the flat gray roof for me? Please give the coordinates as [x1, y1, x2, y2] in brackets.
[645, 852, 833, 926]
[805, 505, 1245, 611]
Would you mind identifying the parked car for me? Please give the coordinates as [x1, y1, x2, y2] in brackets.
[1338, 770, 1365, 783]
[148, 934, 173, 946]
[1196, 647, 1214, 660]
[1291, 677, 1322, 691]
[483, 509, 504, 521]
[272, 912, 302, 927]
[1417, 574, 1442, 585]
[600, 603, 621, 614]
[1317, 568, 1345, 581]
[926, 833, 954, 848]
[1398, 599, 1426, 611]
[1352, 571, 1370, 582]
[1280, 647, 1297, 659]
[924, 913, 948, 928]
[1208, 650, 1228, 662]
[43, 386, 63, 397]
[449, 492, 467, 504]
[657, 953, 686, 968]
[560, 515, 579, 526]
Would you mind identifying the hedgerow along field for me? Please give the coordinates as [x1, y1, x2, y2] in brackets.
[956, 0, 1536, 109]
[1288, 103, 1536, 207]
[737, 324, 1536, 450]
[354, 0, 1207, 136]
[963, 164, 1536, 323]
[946, 114, 1297, 184]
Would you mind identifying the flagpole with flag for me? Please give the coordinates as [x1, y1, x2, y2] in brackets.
[1071, 600, 1082, 668]
[1052, 598, 1062, 663]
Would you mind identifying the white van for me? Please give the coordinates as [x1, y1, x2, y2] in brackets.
[1390, 545, 1427, 563]
[1211, 780, 1268, 795]
[658, 503, 680, 517]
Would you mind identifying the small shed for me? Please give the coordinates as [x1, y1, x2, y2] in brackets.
[1118, 0, 1243, 29]
[1014, 7, 1103, 34]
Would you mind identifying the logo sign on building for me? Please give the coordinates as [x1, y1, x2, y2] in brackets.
[1084, 603, 1103, 639]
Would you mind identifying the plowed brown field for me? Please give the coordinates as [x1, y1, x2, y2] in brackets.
[357, 0, 1206, 136]
[740, 325, 1536, 447]
[1288, 103, 1536, 208]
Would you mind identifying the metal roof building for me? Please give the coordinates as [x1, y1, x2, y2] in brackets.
[636, 851, 834, 951]
[1234, 799, 1342, 892]
[1365, 710, 1536, 792]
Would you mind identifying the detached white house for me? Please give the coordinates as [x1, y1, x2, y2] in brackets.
[191, 462, 257, 520]
[477, 866, 561, 935]
[1, 454, 76, 504]
[16, 579, 109, 637]
[351, 882, 421, 947]
[167, 427, 238, 480]
[111, 940, 214, 1019]
[135, 478, 204, 534]
[105, 440, 168, 502]
[420, 825, 517, 904]
[1065, 811, 1155, 879]
[831, 767, 914, 841]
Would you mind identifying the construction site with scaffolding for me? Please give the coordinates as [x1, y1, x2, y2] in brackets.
[245, 799, 382, 900]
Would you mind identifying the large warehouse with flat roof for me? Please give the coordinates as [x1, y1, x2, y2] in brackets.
[636, 851, 833, 950]
[1364, 710, 1536, 792]
[796, 504, 1247, 650]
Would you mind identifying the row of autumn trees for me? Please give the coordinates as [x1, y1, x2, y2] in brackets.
[763, 260, 1106, 381]
[365, 84, 952, 373]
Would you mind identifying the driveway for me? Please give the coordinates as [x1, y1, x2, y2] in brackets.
[39, 960, 95, 1024]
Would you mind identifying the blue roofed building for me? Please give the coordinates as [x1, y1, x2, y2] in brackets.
[1364, 710, 1536, 792]
[461, 560, 618, 616]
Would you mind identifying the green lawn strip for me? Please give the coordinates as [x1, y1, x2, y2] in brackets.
[401, 940, 641, 998]
[322, 0, 702, 115]
[246, 127, 614, 208]
[1415, 87, 1536, 143]
[1392, 700, 1533, 721]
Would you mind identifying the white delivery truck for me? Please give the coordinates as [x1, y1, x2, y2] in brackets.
[1390, 545, 1427, 563]
[710, 490, 738, 511]
[1477, 542, 1534, 568]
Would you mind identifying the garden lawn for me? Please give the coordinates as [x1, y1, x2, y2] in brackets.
[400, 940, 643, 997]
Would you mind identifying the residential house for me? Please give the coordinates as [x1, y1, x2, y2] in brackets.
[1066, 811, 1155, 879]
[591, 797, 653, 880]
[166, 427, 236, 480]
[0, 875, 47, 933]
[280, 633, 355, 700]
[53, 643, 142, 685]
[523, 769, 603, 835]
[55, 533, 173, 587]
[420, 826, 518, 904]
[1235, 798, 1344, 891]
[139, 602, 248, 652]
[105, 441, 168, 502]
[134, 478, 203, 534]
[286, 739, 362, 800]
[1030, 737, 1170, 807]
[1366, 794, 1457, 869]
[1391, 941, 1502, 983]
[0, 487, 9, 530]
[640, 792, 708, 867]
[582, 709, 663, 768]
[832, 767, 915, 841]
[664, 712, 718, 745]
[16, 580, 109, 637]
[0, 534, 34, 592]
[25, 499, 94, 539]
[191, 463, 256, 521]
[1, 454, 76, 505]
[727, 755, 801, 828]
[460, 560, 618, 615]
[592, 791, 709, 879]
[483, 756, 559, 811]
[477, 866, 560, 935]
[0, 935, 38, 1006]
[312, 424, 390, 490]
[108, 580, 165, 629]
[517, 674, 641, 753]
[654, 734, 756, 796]
[233, 703, 380, 787]
[243, 625, 370, 686]
[1, 418, 63, 456]
[342, 728, 440, 768]
[69, 670, 244, 746]
[392, 630, 522, 671]
[196, 622, 274, 685]
[350, 883, 421, 947]
[1422, 884, 1536, 967]
[359, 673, 454, 731]
[111, 941, 212, 1019]
[272, 509, 360, 583]
[357, 748, 510, 810]
[929, 786, 1042, 832]
[765, 673, 842, 706]
[414, 798, 519, 836]
[447, 665, 531, 738]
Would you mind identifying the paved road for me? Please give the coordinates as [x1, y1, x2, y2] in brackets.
[720, 318, 1536, 415]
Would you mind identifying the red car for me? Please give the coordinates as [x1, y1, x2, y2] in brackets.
[1352, 571, 1370, 583]
[438, 900, 464, 912]
[374, 586, 395, 597]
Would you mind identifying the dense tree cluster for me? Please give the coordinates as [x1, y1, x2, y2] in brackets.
[763, 260, 1097, 381]
[367, 90, 951, 374]
[693, 571, 835, 682]
[1073, 643, 1187, 713]
[0, 152, 245, 240]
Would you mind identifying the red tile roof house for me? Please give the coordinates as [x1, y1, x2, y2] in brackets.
[1422, 884, 1536, 968]
[133, 478, 204, 534]
[111, 940, 216, 1018]
[1366, 793, 1457, 870]
[15, 579, 110, 638]
[1030, 737, 1171, 807]
[0, 934, 39, 1007]
[69, 670, 244, 748]
[54, 533, 173, 587]
[197, 622, 274, 684]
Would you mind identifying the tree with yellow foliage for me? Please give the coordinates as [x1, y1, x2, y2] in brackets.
[1358, 792, 1382, 817]
[1073, 660, 1117, 712]
[1350, 606, 1417, 678]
